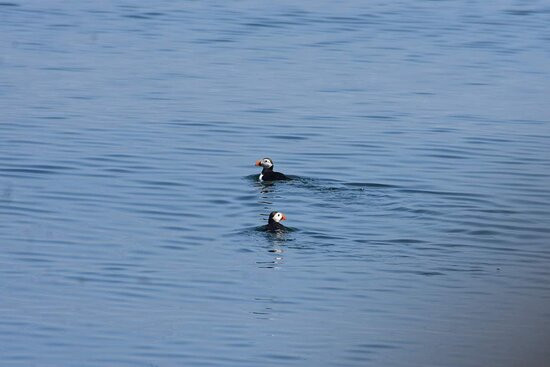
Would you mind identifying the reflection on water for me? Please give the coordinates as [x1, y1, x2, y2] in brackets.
[2, 1, 550, 366]
[258, 247, 284, 270]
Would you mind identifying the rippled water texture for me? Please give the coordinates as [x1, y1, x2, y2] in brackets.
[1, 1, 550, 366]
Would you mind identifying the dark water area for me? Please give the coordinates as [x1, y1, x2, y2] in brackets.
[1, 1, 550, 366]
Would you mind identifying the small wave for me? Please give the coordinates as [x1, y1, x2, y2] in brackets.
[344, 182, 397, 189]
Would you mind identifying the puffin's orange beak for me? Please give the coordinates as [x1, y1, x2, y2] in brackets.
[255, 160, 261, 166]
[281, 214, 287, 221]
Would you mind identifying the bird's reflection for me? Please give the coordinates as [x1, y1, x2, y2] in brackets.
[266, 228, 288, 242]
[254, 181, 275, 211]
[256, 232, 286, 269]
[255, 180, 276, 195]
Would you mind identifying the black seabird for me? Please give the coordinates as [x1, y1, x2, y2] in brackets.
[255, 158, 288, 181]
[265, 211, 287, 231]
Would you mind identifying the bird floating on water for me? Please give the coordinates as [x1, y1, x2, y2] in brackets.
[265, 211, 287, 231]
[255, 158, 289, 181]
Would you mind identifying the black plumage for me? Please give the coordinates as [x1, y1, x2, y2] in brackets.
[261, 167, 288, 181]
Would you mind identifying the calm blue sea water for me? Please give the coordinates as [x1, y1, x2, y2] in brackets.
[1, 1, 550, 366]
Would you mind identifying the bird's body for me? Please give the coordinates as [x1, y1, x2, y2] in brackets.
[255, 158, 289, 181]
[259, 169, 288, 181]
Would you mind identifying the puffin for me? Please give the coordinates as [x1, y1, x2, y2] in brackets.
[255, 158, 289, 181]
[265, 211, 287, 231]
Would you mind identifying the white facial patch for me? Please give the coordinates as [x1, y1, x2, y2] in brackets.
[272, 212, 283, 222]
[261, 159, 273, 168]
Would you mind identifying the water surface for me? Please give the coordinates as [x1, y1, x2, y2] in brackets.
[1, 1, 550, 366]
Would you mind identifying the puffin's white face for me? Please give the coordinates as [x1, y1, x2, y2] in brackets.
[256, 158, 273, 169]
[272, 212, 287, 223]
